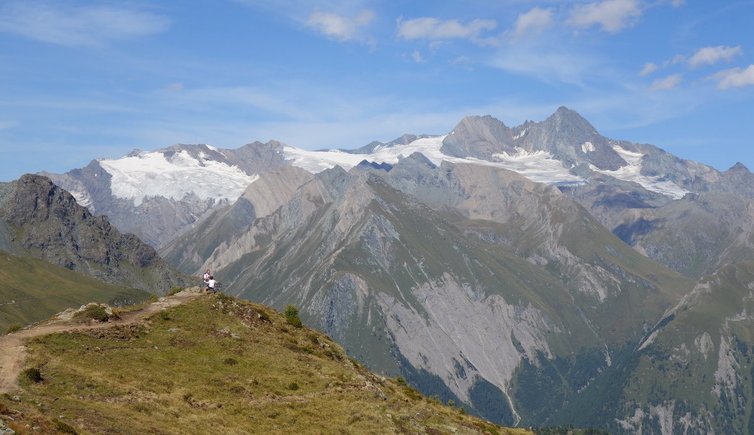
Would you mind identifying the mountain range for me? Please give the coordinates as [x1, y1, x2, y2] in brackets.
[30, 106, 754, 433]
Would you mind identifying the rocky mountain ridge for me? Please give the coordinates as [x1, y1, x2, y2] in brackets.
[162, 158, 696, 427]
[0, 174, 188, 294]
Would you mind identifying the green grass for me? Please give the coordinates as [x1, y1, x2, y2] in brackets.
[0, 294, 531, 434]
[0, 251, 151, 331]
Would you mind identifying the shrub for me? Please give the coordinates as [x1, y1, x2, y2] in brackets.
[77, 305, 110, 322]
[283, 305, 302, 328]
[167, 287, 183, 296]
[5, 324, 21, 334]
[21, 367, 43, 384]
[403, 386, 422, 401]
[395, 376, 407, 386]
[307, 333, 319, 345]
[53, 419, 78, 434]
[223, 357, 238, 366]
[287, 382, 299, 391]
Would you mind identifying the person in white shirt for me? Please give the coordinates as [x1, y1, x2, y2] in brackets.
[207, 276, 216, 293]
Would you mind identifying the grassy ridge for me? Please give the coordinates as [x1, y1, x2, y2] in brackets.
[0, 251, 150, 331]
[0, 294, 531, 434]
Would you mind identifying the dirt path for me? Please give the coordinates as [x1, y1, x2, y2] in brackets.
[0, 288, 202, 394]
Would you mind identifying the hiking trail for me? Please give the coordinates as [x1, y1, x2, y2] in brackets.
[0, 288, 201, 394]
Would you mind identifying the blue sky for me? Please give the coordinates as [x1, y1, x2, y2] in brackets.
[1, 0, 753, 181]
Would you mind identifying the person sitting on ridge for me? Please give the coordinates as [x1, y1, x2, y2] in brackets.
[207, 275, 216, 293]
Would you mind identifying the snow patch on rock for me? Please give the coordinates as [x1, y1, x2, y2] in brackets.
[695, 332, 714, 360]
[69, 189, 94, 209]
[590, 145, 689, 199]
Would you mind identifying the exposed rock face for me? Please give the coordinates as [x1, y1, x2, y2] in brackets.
[0, 174, 189, 294]
[517, 106, 626, 170]
[441, 115, 515, 159]
[162, 161, 691, 426]
[160, 166, 314, 273]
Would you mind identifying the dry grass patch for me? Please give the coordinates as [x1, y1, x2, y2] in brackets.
[1, 294, 531, 434]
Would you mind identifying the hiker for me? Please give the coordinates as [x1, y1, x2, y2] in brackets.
[207, 275, 216, 293]
[202, 269, 210, 287]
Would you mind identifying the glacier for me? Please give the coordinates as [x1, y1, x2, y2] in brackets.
[284, 135, 585, 187]
[99, 149, 259, 206]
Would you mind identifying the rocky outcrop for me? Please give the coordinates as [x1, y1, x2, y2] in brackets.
[0, 174, 189, 294]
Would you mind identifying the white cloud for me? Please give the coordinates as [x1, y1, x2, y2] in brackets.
[687, 45, 742, 68]
[306, 9, 374, 41]
[568, 0, 642, 33]
[669, 54, 686, 65]
[715, 65, 754, 90]
[411, 50, 425, 63]
[639, 62, 658, 76]
[397, 17, 496, 43]
[0, 2, 169, 47]
[671, 0, 685, 6]
[649, 74, 682, 91]
[513, 7, 553, 38]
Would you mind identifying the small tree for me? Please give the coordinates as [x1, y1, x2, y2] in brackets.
[284, 305, 303, 328]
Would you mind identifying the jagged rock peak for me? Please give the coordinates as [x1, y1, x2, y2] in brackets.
[452, 115, 510, 134]
[542, 106, 597, 134]
[3, 174, 81, 224]
[442, 115, 514, 159]
[726, 162, 750, 173]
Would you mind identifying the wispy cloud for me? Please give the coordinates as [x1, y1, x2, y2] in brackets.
[649, 74, 682, 91]
[488, 47, 600, 86]
[0, 2, 169, 47]
[397, 17, 496, 44]
[513, 7, 553, 39]
[714, 65, 754, 90]
[687, 45, 742, 68]
[307, 9, 374, 41]
[639, 62, 658, 76]
[568, 0, 642, 33]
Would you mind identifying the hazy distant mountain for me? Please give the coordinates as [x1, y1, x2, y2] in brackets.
[43, 142, 288, 248]
[0, 174, 188, 294]
[47, 106, 750, 262]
